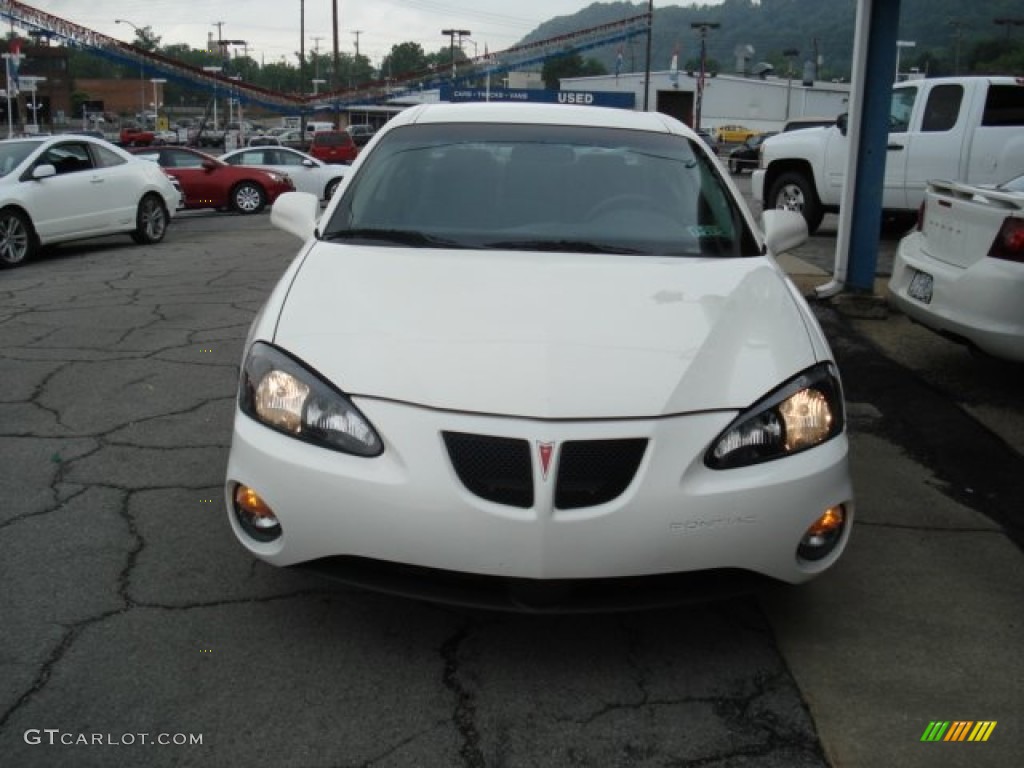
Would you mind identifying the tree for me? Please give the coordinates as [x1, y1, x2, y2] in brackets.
[541, 51, 608, 89]
[381, 42, 428, 80]
[130, 25, 161, 53]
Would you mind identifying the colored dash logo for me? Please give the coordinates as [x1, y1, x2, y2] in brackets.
[921, 721, 997, 742]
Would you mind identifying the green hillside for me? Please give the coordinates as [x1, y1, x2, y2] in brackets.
[521, 0, 1024, 80]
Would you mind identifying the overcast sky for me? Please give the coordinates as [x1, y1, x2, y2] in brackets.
[26, 1, 716, 67]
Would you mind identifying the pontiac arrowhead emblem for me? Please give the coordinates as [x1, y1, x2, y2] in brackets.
[538, 442, 556, 481]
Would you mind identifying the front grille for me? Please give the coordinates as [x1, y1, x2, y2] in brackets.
[443, 431, 533, 508]
[555, 439, 648, 509]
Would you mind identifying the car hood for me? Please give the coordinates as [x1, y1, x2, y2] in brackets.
[272, 244, 818, 418]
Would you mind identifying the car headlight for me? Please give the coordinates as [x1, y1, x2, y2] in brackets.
[239, 342, 383, 457]
[706, 363, 844, 469]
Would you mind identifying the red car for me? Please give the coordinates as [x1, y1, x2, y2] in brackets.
[129, 146, 294, 214]
[308, 131, 359, 165]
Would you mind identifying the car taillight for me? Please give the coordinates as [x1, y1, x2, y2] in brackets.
[915, 200, 926, 232]
[987, 217, 1024, 262]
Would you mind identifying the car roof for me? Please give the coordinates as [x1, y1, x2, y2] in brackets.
[391, 102, 695, 138]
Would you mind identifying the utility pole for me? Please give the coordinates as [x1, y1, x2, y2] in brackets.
[299, 0, 305, 134]
[332, 0, 340, 124]
[351, 31, 362, 89]
[948, 19, 967, 75]
[311, 35, 323, 81]
[441, 29, 471, 80]
[690, 21, 720, 131]
[642, 0, 653, 111]
[994, 17, 1024, 39]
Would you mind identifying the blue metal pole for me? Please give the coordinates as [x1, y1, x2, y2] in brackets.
[845, 0, 901, 293]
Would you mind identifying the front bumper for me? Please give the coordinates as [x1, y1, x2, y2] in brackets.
[225, 397, 853, 588]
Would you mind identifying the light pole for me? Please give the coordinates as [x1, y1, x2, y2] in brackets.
[115, 19, 147, 121]
[690, 21, 720, 131]
[150, 78, 166, 127]
[783, 48, 799, 120]
[895, 40, 915, 82]
[202, 66, 221, 130]
[22, 75, 45, 132]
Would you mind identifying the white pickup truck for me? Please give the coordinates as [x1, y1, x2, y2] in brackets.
[752, 76, 1024, 233]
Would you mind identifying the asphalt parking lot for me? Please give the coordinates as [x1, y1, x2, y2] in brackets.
[1, 201, 1021, 767]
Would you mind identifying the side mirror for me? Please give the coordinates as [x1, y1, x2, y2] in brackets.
[761, 210, 808, 254]
[271, 191, 320, 241]
[32, 164, 57, 180]
[836, 113, 848, 136]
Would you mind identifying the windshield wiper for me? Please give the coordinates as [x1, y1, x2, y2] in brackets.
[320, 228, 463, 248]
[484, 239, 644, 255]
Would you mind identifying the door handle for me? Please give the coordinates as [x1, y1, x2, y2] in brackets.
[887, 144, 904, 151]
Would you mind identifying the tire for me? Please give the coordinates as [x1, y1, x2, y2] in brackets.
[767, 171, 824, 234]
[231, 182, 266, 214]
[0, 208, 36, 268]
[325, 177, 342, 200]
[130, 194, 169, 245]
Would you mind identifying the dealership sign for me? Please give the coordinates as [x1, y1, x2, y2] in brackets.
[440, 86, 635, 109]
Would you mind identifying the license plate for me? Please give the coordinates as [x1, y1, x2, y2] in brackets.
[908, 270, 933, 304]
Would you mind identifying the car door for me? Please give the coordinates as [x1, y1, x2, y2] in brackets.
[86, 142, 143, 231]
[903, 83, 967, 209]
[821, 86, 917, 211]
[23, 141, 106, 239]
[265, 148, 322, 197]
[163, 149, 226, 208]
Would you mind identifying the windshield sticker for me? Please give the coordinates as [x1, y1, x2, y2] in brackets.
[688, 225, 727, 238]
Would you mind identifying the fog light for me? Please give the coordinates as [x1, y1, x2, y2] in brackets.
[797, 505, 846, 562]
[233, 484, 281, 542]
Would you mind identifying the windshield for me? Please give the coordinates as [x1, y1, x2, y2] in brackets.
[0, 140, 43, 177]
[1004, 174, 1024, 194]
[322, 123, 759, 258]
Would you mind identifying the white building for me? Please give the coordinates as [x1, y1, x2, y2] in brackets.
[560, 70, 851, 133]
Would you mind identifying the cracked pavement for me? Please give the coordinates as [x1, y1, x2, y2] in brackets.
[1, 209, 1021, 767]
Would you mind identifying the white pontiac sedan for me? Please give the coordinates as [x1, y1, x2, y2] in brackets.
[0, 134, 179, 268]
[219, 145, 346, 202]
[890, 175, 1024, 362]
[225, 103, 854, 610]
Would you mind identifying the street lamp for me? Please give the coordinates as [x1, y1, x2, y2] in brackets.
[783, 48, 799, 120]
[150, 78, 166, 126]
[690, 21, 720, 131]
[202, 66, 222, 130]
[115, 19, 147, 120]
[22, 75, 45, 132]
[895, 40, 915, 82]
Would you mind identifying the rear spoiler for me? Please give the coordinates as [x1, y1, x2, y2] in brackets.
[927, 179, 1024, 211]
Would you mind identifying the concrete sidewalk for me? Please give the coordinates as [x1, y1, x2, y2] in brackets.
[769, 251, 1024, 767]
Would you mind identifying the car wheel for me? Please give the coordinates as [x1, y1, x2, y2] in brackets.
[130, 194, 169, 245]
[0, 208, 36, 268]
[767, 171, 824, 234]
[324, 177, 342, 200]
[231, 182, 266, 214]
